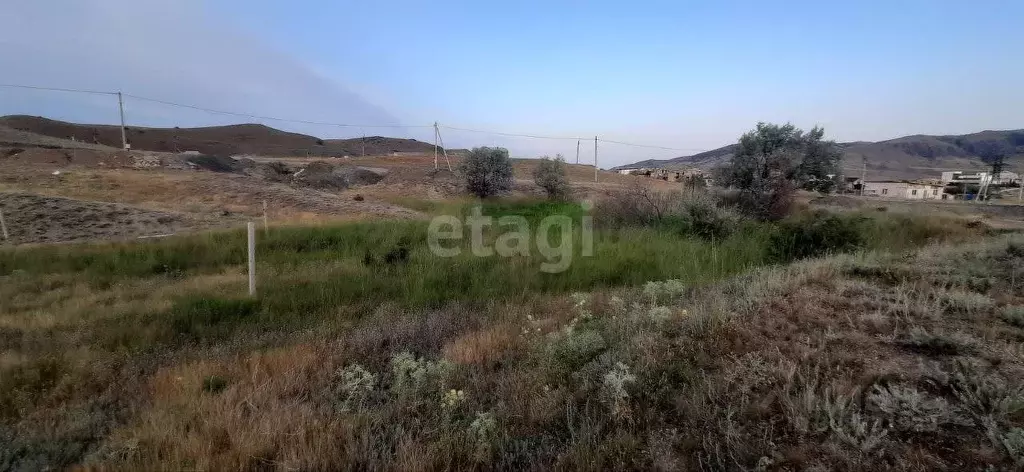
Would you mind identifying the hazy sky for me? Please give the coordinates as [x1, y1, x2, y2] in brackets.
[2, 0, 1022, 167]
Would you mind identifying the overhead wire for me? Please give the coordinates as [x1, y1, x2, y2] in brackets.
[438, 125, 581, 141]
[6, 83, 716, 153]
[122, 94, 432, 129]
[0, 83, 117, 96]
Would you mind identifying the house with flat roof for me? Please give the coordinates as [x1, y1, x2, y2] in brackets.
[862, 181, 944, 199]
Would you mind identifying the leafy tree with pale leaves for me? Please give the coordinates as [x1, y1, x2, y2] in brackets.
[459, 147, 514, 198]
[721, 122, 841, 219]
[533, 154, 570, 199]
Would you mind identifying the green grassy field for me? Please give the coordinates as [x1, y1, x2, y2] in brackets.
[0, 198, 1003, 470]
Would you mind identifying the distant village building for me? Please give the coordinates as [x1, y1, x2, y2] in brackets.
[941, 171, 992, 185]
[617, 167, 709, 183]
[862, 181, 944, 200]
[939, 170, 1018, 186]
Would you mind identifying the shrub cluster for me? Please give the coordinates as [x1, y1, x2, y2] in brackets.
[593, 184, 740, 240]
[767, 213, 866, 262]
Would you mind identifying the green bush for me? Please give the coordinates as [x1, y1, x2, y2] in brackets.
[767, 214, 866, 262]
[533, 155, 570, 200]
[459, 147, 514, 198]
[675, 198, 738, 240]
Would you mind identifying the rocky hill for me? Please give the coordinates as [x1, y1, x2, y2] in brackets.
[616, 129, 1024, 179]
[0, 115, 437, 157]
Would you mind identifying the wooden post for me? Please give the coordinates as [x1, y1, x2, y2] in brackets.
[247, 222, 256, 296]
[262, 200, 268, 235]
[0, 209, 8, 242]
[594, 136, 598, 182]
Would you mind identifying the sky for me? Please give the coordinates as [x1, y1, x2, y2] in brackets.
[2, 0, 1022, 167]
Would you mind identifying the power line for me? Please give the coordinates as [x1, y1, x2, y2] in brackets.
[597, 138, 709, 153]
[123, 94, 432, 129]
[439, 125, 581, 141]
[440, 124, 712, 152]
[5, 82, 715, 152]
[0, 83, 117, 96]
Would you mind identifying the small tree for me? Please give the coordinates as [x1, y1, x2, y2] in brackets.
[533, 154, 569, 199]
[460, 147, 514, 198]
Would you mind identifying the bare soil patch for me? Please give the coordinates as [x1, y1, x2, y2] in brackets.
[0, 192, 230, 244]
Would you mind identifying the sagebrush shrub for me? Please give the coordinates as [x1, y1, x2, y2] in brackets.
[390, 351, 452, 395]
[333, 364, 377, 412]
[1000, 428, 1024, 465]
[642, 279, 686, 304]
[940, 290, 994, 315]
[468, 411, 498, 461]
[866, 384, 960, 432]
[945, 359, 1024, 420]
[1000, 306, 1024, 327]
[899, 326, 978, 356]
[547, 330, 606, 374]
[602, 362, 636, 417]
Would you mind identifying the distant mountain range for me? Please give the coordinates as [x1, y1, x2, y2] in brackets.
[615, 129, 1024, 180]
[0, 115, 436, 157]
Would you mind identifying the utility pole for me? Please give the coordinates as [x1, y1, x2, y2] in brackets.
[860, 157, 868, 195]
[435, 124, 453, 172]
[594, 136, 598, 183]
[576, 139, 580, 165]
[433, 122, 439, 170]
[361, 134, 365, 157]
[117, 92, 127, 150]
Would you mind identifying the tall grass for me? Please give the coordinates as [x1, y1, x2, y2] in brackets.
[0, 200, 981, 313]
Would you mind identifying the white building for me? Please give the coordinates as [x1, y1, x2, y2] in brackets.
[940, 171, 1003, 186]
[995, 171, 1019, 184]
[862, 181, 944, 199]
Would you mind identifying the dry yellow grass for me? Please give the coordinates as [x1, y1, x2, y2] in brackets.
[103, 342, 344, 471]
[442, 323, 521, 366]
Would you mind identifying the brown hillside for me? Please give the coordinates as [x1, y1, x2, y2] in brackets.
[617, 129, 1024, 179]
[0, 115, 436, 157]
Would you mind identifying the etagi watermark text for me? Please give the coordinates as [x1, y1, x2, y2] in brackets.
[427, 204, 593, 273]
